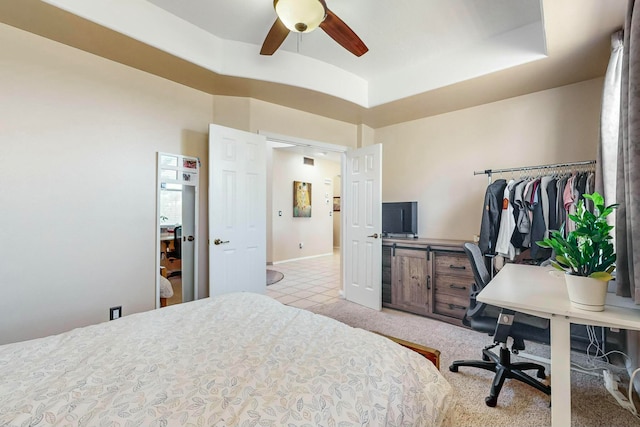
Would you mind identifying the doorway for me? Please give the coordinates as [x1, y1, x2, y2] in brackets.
[156, 153, 199, 308]
[262, 131, 346, 293]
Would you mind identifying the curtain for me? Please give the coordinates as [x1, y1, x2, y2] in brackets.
[615, 0, 640, 302]
[595, 30, 623, 236]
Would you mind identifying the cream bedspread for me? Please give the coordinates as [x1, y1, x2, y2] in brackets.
[0, 293, 453, 426]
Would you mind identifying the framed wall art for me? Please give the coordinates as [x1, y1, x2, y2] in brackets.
[293, 181, 312, 217]
[333, 197, 341, 212]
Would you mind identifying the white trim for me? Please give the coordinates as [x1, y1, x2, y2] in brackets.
[272, 252, 334, 265]
[259, 131, 349, 153]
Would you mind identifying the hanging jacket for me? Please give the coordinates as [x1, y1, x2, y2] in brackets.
[495, 179, 517, 260]
[513, 179, 531, 248]
[546, 178, 558, 232]
[530, 184, 552, 260]
[510, 180, 525, 249]
[479, 179, 507, 255]
[540, 175, 553, 239]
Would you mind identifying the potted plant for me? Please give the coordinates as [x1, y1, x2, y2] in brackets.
[537, 192, 618, 311]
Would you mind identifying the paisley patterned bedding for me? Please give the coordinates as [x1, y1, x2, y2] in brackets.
[0, 293, 453, 426]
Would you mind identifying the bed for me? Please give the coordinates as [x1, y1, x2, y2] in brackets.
[0, 293, 453, 426]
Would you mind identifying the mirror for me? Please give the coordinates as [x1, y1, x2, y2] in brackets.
[157, 153, 199, 308]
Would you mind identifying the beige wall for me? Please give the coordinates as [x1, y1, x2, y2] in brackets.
[249, 99, 358, 148]
[271, 150, 340, 262]
[0, 23, 213, 344]
[0, 23, 360, 344]
[0, 19, 606, 345]
[376, 78, 603, 241]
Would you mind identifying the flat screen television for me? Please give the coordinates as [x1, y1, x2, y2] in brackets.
[382, 201, 418, 237]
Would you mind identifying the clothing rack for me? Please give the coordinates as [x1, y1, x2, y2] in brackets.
[474, 160, 596, 184]
[474, 159, 597, 278]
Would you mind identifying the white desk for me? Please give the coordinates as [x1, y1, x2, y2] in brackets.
[478, 263, 640, 427]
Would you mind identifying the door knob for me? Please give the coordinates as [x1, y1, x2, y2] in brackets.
[367, 233, 379, 239]
[187, 236, 195, 242]
[213, 238, 229, 245]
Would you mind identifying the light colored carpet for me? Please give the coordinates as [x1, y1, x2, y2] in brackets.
[308, 299, 639, 427]
[266, 269, 284, 285]
[167, 276, 182, 306]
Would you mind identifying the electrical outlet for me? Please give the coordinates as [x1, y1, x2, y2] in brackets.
[299, 242, 303, 249]
[110, 306, 122, 320]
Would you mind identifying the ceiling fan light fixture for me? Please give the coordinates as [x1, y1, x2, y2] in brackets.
[274, 0, 326, 33]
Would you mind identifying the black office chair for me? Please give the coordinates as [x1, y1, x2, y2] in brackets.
[166, 226, 182, 278]
[449, 242, 551, 407]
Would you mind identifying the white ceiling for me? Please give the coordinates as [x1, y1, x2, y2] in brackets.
[0, 0, 626, 127]
[39, 0, 547, 107]
[146, 0, 544, 80]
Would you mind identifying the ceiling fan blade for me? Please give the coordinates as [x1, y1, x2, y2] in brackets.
[260, 18, 290, 55]
[319, 9, 368, 57]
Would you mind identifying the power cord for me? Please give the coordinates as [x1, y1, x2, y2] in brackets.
[627, 368, 640, 417]
[579, 325, 640, 418]
[603, 368, 638, 415]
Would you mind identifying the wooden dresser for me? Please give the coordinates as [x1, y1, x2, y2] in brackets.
[382, 238, 474, 327]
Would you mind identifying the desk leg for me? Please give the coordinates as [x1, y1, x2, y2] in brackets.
[550, 315, 571, 427]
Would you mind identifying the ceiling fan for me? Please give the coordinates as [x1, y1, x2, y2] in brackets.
[260, 0, 368, 57]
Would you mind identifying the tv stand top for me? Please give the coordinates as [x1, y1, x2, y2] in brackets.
[382, 233, 418, 239]
[382, 237, 472, 251]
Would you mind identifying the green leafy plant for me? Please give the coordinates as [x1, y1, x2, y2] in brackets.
[537, 192, 618, 281]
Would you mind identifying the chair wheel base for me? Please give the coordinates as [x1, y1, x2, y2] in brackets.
[485, 396, 497, 407]
[449, 365, 458, 373]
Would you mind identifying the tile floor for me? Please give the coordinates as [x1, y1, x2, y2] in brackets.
[266, 250, 342, 309]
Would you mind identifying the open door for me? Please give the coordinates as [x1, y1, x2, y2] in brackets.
[209, 124, 267, 296]
[343, 144, 382, 310]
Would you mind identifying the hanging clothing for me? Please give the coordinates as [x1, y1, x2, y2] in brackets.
[540, 175, 553, 239]
[546, 178, 558, 233]
[510, 180, 526, 249]
[477, 166, 595, 263]
[495, 179, 517, 260]
[513, 179, 531, 248]
[576, 172, 588, 203]
[564, 174, 577, 234]
[530, 183, 552, 260]
[479, 179, 507, 255]
[556, 176, 569, 234]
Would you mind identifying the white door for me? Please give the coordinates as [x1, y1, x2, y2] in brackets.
[209, 124, 267, 296]
[343, 144, 382, 310]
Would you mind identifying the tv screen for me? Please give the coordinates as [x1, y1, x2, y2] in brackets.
[382, 202, 418, 237]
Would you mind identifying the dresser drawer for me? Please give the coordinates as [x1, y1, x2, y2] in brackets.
[433, 252, 472, 321]
[434, 302, 467, 319]
[434, 253, 472, 278]
[435, 274, 473, 298]
[434, 296, 468, 319]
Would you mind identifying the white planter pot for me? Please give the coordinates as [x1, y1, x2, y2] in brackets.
[565, 274, 608, 311]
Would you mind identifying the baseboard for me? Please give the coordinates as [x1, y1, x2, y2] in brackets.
[272, 252, 334, 264]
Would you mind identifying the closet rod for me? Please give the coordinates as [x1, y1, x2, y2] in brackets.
[474, 160, 595, 179]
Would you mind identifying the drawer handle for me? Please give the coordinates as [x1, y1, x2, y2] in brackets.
[448, 304, 467, 310]
[449, 265, 466, 270]
[449, 284, 467, 290]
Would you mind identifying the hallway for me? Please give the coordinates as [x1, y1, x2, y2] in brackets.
[266, 250, 342, 309]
